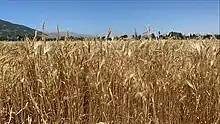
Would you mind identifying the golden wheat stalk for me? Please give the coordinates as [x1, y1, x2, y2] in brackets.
[148, 24, 152, 40]
[105, 28, 112, 40]
[42, 21, 46, 42]
[65, 29, 69, 41]
[33, 30, 38, 41]
[57, 24, 60, 41]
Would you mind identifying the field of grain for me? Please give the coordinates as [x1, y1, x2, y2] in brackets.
[0, 39, 219, 124]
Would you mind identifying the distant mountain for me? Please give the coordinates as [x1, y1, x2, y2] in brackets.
[0, 19, 94, 40]
[46, 31, 94, 38]
[0, 19, 43, 39]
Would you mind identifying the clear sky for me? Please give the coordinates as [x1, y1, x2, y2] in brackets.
[0, 0, 219, 36]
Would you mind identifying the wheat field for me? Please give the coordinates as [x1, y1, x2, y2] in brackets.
[0, 39, 219, 124]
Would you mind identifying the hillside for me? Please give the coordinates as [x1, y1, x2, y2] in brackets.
[0, 19, 94, 40]
[0, 19, 44, 39]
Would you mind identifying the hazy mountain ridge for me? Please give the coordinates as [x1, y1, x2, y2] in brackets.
[46, 31, 94, 38]
[0, 19, 93, 39]
[0, 19, 219, 41]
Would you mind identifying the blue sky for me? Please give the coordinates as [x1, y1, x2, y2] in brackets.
[0, 0, 219, 35]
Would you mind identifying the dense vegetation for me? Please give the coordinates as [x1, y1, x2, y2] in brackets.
[0, 39, 219, 123]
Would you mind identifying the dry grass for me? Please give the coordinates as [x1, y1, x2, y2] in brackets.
[0, 39, 219, 124]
